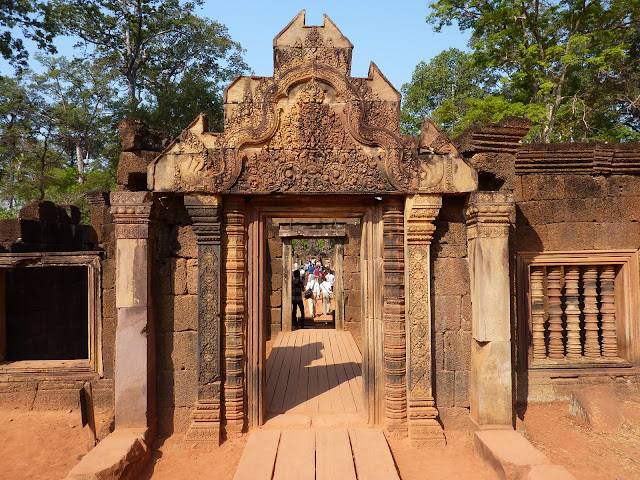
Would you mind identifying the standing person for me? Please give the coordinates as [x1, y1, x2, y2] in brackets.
[326, 269, 335, 291]
[291, 270, 305, 329]
[305, 274, 320, 318]
[320, 276, 332, 315]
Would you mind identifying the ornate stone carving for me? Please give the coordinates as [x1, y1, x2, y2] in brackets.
[110, 191, 152, 239]
[222, 198, 246, 434]
[148, 12, 478, 196]
[599, 265, 618, 358]
[184, 195, 222, 443]
[465, 192, 515, 240]
[405, 195, 445, 445]
[383, 200, 407, 432]
[582, 266, 600, 358]
[530, 267, 546, 360]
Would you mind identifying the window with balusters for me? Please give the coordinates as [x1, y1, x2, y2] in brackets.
[517, 251, 640, 369]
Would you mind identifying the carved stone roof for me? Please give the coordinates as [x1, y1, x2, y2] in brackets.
[148, 11, 477, 196]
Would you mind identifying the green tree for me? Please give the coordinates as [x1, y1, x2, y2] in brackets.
[52, 0, 248, 116]
[0, 0, 57, 69]
[427, 0, 640, 142]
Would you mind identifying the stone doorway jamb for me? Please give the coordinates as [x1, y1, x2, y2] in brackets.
[111, 191, 154, 433]
[405, 194, 446, 446]
[465, 192, 515, 429]
[183, 194, 223, 443]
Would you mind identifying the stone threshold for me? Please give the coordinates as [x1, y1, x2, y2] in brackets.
[474, 429, 576, 480]
[63, 428, 150, 480]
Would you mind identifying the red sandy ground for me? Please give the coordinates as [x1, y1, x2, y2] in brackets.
[3, 402, 638, 480]
[517, 399, 640, 480]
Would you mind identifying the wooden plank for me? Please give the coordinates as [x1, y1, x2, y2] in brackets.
[268, 331, 297, 413]
[233, 430, 281, 480]
[334, 332, 364, 412]
[327, 330, 357, 412]
[316, 429, 357, 480]
[321, 329, 344, 411]
[282, 330, 305, 412]
[273, 429, 315, 480]
[349, 428, 400, 480]
[291, 329, 311, 412]
[305, 330, 320, 412]
[266, 333, 286, 386]
[315, 329, 332, 412]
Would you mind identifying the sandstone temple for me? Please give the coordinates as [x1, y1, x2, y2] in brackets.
[1, 11, 638, 479]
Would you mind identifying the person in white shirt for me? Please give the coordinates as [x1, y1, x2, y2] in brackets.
[326, 270, 335, 290]
[320, 277, 333, 315]
[305, 274, 320, 318]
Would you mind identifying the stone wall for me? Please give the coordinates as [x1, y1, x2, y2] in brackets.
[431, 197, 472, 429]
[343, 224, 362, 346]
[153, 197, 199, 435]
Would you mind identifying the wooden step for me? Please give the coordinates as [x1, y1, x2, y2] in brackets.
[349, 428, 400, 480]
[233, 429, 281, 480]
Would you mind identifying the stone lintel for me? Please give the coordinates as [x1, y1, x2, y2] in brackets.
[111, 191, 152, 239]
[279, 224, 347, 238]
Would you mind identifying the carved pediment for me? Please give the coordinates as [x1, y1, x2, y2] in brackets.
[148, 11, 478, 196]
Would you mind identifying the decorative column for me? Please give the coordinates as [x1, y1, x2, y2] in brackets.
[466, 192, 515, 429]
[564, 266, 581, 358]
[184, 195, 222, 443]
[582, 266, 600, 358]
[546, 266, 564, 359]
[111, 191, 154, 431]
[599, 265, 618, 357]
[530, 267, 546, 360]
[405, 194, 445, 446]
[222, 198, 246, 435]
[383, 199, 407, 433]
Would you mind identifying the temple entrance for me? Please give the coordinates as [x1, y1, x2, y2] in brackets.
[245, 199, 381, 428]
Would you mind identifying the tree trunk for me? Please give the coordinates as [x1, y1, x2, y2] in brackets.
[76, 143, 85, 185]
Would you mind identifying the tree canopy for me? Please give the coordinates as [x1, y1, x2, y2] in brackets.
[401, 0, 640, 142]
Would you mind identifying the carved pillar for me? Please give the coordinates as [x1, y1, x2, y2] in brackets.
[111, 191, 154, 431]
[530, 267, 546, 360]
[466, 192, 515, 429]
[405, 194, 445, 446]
[281, 238, 293, 332]
[184, 195, 222, 443]
[564, 266, 581, 358]
[599, 265, 618, 358]
[582, 266, 600, 358]
[546, 266, 564, 359]
[383, 199, 407, 432]
[222, 198, 246, 435]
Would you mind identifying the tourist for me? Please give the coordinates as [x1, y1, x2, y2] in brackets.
[305, 274, 320, 318]
[291, 270, 305, 329]
[320, 276, 333, 315]
[326, 269, 335, 290]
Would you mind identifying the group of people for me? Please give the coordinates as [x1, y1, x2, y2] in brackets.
[291, 259, 336, 329]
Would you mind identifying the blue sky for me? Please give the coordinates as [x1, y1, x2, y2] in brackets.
[197, 1, 470, 91]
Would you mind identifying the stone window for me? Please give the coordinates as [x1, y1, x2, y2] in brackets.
[0, 252, 102, 376]
[517, 250, 640, 369]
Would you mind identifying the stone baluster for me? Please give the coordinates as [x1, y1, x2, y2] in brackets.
[405, 194, 445, 446]
[582, 266, 600, 358]
[110, 191, 153, 431]
[546, 266, 564, 359]
[599, 265, 618, 358]
[466, 192, 515, 428]
[530, 267, 546, 361]
[382, 199, 407, 432]
[564, 266, 581, 358]
[223, 198, 246, 434]
[184, 195, 222, 443]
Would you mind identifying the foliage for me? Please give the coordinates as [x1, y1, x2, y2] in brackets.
[404, 0, 640, 142]
[0, 0, 57, 69]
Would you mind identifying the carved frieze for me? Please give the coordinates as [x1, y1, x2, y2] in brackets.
[465, 192, 515, 240]
[148, 12, 478, 196]
[110, 191, 152, 239]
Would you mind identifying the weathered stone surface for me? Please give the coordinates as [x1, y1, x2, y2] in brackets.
[118, 117, 172, 152]
[444, 331, 471, 371]
[455, 370, 470, 408]
[435, 370, 454, 408]
[117, 150, 158, 190]
[470, 340, 512, 426]
[527, 465, 577, 480]
[434, 295, 461, 332]
[432, 258, 469, 297]
[171, 257, 187, 295]
[19, 200, 58, 221]
[186, 259, 198, 295]
[168, 331, 198, 372]
[172, 225, 197, 259]
[173, 295, 198, 331]
[438, 406, 470, 430]
[474, 430, 550, 480]
[569, 386, 625, 433]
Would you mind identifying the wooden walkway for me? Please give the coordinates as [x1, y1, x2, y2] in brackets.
[233, 428, 400, 480]
[266, 329, 364, 415]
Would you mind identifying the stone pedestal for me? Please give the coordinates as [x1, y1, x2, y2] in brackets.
[111, 192, 154, 432]
[184, 195, 222, 443]
[405, 194, 446, 446]
[466, 192, 515, 428]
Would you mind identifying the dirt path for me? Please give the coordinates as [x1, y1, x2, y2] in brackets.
[0, 409, 87, 480]
[517, 400, 640, 480]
